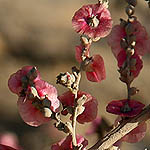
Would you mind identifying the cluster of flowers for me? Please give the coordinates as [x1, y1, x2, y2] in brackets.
[7, 1, 113, 149]
[105, 0, 150, 147]
[7, 67, 99, 150]
[8, 66, 60, 127]
[51, 1, 113, 149]
[73, 1, 112, 83]
[7, 0, 150, 149]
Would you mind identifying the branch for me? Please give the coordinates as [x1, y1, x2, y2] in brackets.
[88, 105, 150, 150]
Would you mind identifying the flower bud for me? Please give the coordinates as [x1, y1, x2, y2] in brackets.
[120, 38, 128, 49]
[27, 67, 38, 81]
[128, 16, 137, 23]
[43, 107, 52, 118]
[126, 47, 135, 56]
[42, 99, 51, 107]
[125, 0, 137, 7]
[120, 18, 127, 28]
[129, 87, 139, 96]
[126, 5, 135, 16]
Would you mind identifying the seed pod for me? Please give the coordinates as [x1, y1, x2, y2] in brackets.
[120, 38, 128, 49]
[125, 0, 137, 7]
[43, 107, 52, 118]
[129, 87, 139, 95]
[126, 5, 135, 16]
[120, 18, 127, 28]
[126, 47, 135, 56]
[42, 99, 51, 107]
[80, 35, 92, 46]
[128, 16, 137, 23]
[27, 67, 38, 81]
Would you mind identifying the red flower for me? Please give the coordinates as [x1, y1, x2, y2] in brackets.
[106, 99, 145, 117]
[17, 80, 60, 127]
[108, 21, 149, 57]
[58, 91, 98, 124]
[122, 122, 147, 143]
[72, 3, 112, 39]
[117, 50, 143, 78]
[8, 66, 41, 96]
[51, 135, 88, 150]
[86, 54, 106, 82]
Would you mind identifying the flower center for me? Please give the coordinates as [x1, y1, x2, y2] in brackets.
[87, 15, 100, 28]
[120, 102, 132, 113]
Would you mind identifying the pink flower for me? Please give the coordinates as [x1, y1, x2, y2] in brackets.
[58, 91, 98, 124]
[106, 99, 145, 117]
[108, 21, 149, 57]
[122, 122, 147, 143]
[72, 3, 112, 39]
[8, 66, 41, 96]
[85, 54, 106, 82]
[51, 135, 88, 150]
[0, 133, 22, 150]
[17, 80, 60, 127]
[0, 144, 17, 150]
[117, 50, 143, 78]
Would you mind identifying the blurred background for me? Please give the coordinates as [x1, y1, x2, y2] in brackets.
[0, 0, 150, 149]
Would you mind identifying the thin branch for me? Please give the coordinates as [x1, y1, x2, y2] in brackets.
[88, 105, 150, 150]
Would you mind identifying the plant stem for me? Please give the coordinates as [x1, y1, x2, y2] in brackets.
[88, 105, 150, 150]
[72, 92, 78, 147]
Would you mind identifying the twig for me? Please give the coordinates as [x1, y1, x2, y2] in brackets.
[88, 105, 150, 150]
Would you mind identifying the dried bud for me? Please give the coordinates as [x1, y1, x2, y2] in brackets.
[128, 16, 137, 23]
[27, 67, 38, 81]
[55, 122, 70, 133]
[56, 72, 75, 89]
[119, 74, 134, 84]
[80, 57, 92, 71]
[126, 5, 135, 16]
[125, 0, 137, 7]
[43, 107, 52, 118]
[67, 106, 74, 114]
[80, 35, 92, 46]
[129, 87, 139, 95]
[42, 99, 51, 107]
[92, 37, 101, 42]
[131, 41, 136, 47]
[87, 16, 100, 28]
[126, 47, 135, 56]
[28, 86, 40, 99]
[120, 38, 128, 49]
[120, 18, 127, 28]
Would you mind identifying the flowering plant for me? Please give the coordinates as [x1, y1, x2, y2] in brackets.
[6, 0, 150, 150]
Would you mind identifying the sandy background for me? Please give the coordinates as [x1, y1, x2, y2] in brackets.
[0, 0, 150, 149]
